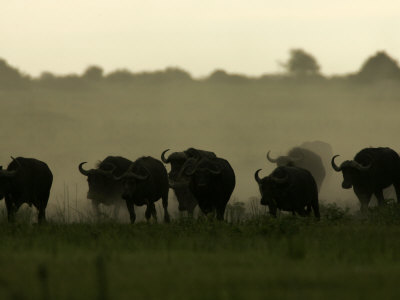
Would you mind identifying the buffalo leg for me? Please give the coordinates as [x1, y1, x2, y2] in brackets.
[312, 201, 320, 219]
[125, 200, 136, 224]
[150, 202, 157, 222]
[305, 205, 311, 216]
[355, 191, 372, 213]
[145, 202, 157, 222]
[145, 205, 151, 221]
[216, 205, 227, 221]
[374, 190, 385, 206]
[187, 205, 195, 217]
[162, 194, 170, 223]
[38, 208, 46, 224]
[394, 184, 400, 204]
[296, 207, 307, 217]
[5, 196, 16, 223]
[268, 205, 277, 217]
[37, 189, 50, 224]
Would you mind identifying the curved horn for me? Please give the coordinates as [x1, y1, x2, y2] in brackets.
[266, 151, 278, 163]
[254, 169, 262, 184]
[182, 158, 199, 176]
[97, 163, 117, 176]
[351, 160, 372, 172]
[114, 164, 149, 181]
[270, 170, 289, 184]
[78, 162, 91, 176]
[331, 155, 342, 172]
[200, 163, 222, 175]
[161, 149, 171, 163]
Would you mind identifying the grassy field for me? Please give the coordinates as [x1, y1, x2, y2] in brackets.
[1, 78, 400, 299]
[1, 204, 400, 300]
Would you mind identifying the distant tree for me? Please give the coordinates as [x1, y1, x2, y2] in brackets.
[135, 67, 192, 84]
[281, 49, 320, 76]
[105, 67, 192, 85]
[0, 58, 30, 89]
[105, 69, 135, 83]
[206, 69, 250, 83]
[82, 65, 103, 81]
[36, 71, 86, 90]
[207, 69, 229, 81]
[163, 67, 192, 81]
[356, 51, 400, 82]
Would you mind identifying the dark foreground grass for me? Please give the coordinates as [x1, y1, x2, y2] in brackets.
[1, 205, 400, 300]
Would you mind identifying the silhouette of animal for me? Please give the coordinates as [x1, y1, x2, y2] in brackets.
[255, 166, 320, 218]
[0, 157, 53, 223]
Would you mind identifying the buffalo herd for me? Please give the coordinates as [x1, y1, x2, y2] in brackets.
[1, 144, 400, 223]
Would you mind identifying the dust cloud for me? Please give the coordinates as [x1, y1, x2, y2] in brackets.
[1, 69, 400, 220]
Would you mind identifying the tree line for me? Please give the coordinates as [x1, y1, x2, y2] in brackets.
[1, 49, 400, 90]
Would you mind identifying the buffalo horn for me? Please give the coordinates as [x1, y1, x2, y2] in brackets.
[331, 155, 342, 172]
[266, 151, 278, 163]
[181, 158, 199, 176]
[78, 162, 91, 176]
[161, 149, 171, 163]
[114, 164, 149, 181]
[254, 169, 262, 184]
[350, 160, 371, 171]
[199, 161, 222, 175]
[97, 163, 117, 176]
[270, 171, 289, 183]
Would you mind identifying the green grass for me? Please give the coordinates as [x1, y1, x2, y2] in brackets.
[1, 204, 400, 300]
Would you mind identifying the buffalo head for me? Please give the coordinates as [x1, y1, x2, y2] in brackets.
[254, 168, 288, 215]
[78, 161, 119, 200]
[161, 149, 190, 186]
[175, 157, 222, 212]
[331, 155, 371, 189]
[112, 164, 149, 200]
[266, 151, 303, 167]
[0, 157, 20, 200]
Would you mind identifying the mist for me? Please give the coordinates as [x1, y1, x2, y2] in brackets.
[1, 50, 400, 220]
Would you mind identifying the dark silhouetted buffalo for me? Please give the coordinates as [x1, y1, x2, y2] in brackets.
[331, 147, 400, 211]
[267, 147, 325, 192]
[0, 157, 53, 223]
[113, 156, 170, 224]
[78, 156, 132, 215]
[171, 155, 235, 220]
[254, 166, 320, 218]
[161, 148, 216, 215]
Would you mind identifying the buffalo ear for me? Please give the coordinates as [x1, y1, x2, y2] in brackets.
[0, 166, 2, 170]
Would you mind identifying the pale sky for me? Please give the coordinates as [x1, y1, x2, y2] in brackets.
[1, 0, 400, 77]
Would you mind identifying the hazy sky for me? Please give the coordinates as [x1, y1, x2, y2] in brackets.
[1, 0, 400, 77]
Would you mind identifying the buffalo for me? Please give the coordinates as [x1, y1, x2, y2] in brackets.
[331, 147, 400, 211]
[0, 157, 53, 223]
[267, 147, 326, 192]
[300, 140, 333, 179]
[161, 148, 216, 215]
[78, 156, 132, 215]
[254, 166, 320, 218]
[114, 156, 170, 224]
[171, 155, 235, 220]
